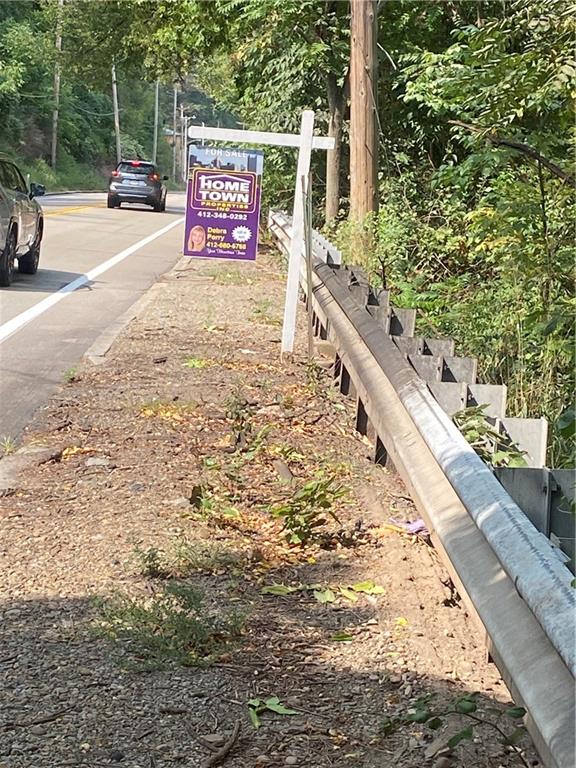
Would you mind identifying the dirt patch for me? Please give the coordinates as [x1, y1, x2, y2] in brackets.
[0, 247, 538, 767]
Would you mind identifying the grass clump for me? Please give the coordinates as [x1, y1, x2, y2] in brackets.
[183, 357, 210, 369]
[134, 539, 244, 578]
[95, 581, 242, 668]
[210, 267, 252, 285]
[250, 299, 281, 326]
[63, 367, 78, 383]
[0, 435, 17, 457]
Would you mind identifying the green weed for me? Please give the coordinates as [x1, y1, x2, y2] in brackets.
[180, 484, 241, 524]
[270, 475, 347, 545]
[95, 581, 243, 669]
[210, 268, 252, 285]
[402, 692, 530, 768]
[225, 389, 255, 449]
[63, 367, 77, 383]
[0, 435, 17, 457]
[133, 545, 169, 578]
[134, 539, 244, 578]
[250, 299, 281, 326]
[183, 357, 209, 369]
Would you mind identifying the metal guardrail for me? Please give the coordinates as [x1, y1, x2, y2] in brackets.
[269, 210, 576, 768]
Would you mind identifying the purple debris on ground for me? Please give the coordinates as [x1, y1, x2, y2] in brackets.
[391, 518, 429, 536]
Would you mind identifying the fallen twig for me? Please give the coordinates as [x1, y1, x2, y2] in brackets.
[2, 708, 70, 730]
[201, 720, 241, 767]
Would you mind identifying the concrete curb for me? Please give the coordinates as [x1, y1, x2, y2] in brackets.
[83, 256, 191, 365]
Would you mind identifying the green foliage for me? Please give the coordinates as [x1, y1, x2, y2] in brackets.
[191, 0, 351, 214]
[270, 475, 346, 545]
[323, 0, 575, 467]
[453, 406, 527, 468]
[405, 693, 530, 767]
[95, 581, 243, 669]
[380, 692, 530, 766]
[332, 162, 574, 466]
[247, 696, 298, 729]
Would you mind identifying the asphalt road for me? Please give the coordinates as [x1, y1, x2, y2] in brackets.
[0, 192, 186, 442]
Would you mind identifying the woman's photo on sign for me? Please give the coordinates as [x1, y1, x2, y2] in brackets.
[188, 225, 207, 254]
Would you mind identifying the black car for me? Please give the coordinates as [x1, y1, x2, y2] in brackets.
[107, 160, 168, 211]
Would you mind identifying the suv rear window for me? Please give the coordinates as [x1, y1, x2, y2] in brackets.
[117, 162, 155, 175]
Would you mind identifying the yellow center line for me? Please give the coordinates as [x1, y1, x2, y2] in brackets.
[44, 203, 106, 217]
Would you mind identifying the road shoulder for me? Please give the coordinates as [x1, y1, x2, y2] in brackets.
[0, 248, 537, 767]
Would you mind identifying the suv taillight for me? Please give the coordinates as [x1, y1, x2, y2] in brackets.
[111, 170, 120, 177]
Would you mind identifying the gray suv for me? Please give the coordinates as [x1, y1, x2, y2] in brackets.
[0, 159, 45, 287]
[107, 160, 168, 211]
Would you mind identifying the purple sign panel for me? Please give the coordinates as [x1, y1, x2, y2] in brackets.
[184, 145, 264, 261]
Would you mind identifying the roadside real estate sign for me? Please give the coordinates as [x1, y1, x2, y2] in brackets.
[184, 145, 264, 261]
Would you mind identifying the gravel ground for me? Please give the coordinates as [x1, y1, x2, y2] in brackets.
[0, 246, 539, 768]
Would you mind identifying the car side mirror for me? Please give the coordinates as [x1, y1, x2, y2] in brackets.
[30, 182, 45, 198]
[162, 175, 169, 181]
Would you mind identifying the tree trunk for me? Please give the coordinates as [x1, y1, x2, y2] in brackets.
[325, 73, 344, 225]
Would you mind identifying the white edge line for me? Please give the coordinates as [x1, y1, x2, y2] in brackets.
[0, 217, 184, 345]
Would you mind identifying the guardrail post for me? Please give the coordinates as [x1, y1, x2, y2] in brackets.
[333, 353, 343, 388]
[374, 435, 388, 466]
[340, 365, 355, 398]
[355, 397, 369, 435]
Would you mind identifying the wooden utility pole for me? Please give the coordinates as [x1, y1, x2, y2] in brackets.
[111, 63, 122, 164]
[152, 80, 159, 163]
[50, 0, 64, 169]
[349, 0, 378, 220]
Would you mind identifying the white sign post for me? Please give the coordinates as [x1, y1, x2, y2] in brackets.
[187, 111, 334, 358]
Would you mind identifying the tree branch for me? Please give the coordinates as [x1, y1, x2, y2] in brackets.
[448, 119, 576, 186]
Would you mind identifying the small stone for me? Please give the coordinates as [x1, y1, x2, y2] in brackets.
[5, 609, 21, 618]
[254, 757, 269, 765]
[434, 758, 453, 768]
[109, 750, 125, 762]
[85, 457, 109, 467]
[389, 675, 402, 684]
[29, 725, 46, 736]
[285, 758, 298, 766]
[166, 497, 190, 508]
